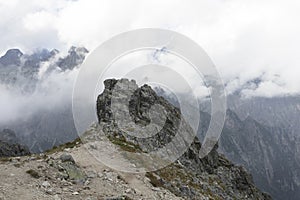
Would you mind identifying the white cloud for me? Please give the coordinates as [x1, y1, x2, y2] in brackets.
[0, 0, 300, 97]
[0, 62, 78, 124]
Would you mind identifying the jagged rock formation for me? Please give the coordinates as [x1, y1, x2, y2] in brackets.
[0, 129, 30, 157]
[57, 46, 88, 70]
[96, 78, 271, 199]
[0, 140, 30, 157]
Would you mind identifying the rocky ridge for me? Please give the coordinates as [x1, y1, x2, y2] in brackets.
[0, 129, 30, 157]
[95, 78, 272, 199]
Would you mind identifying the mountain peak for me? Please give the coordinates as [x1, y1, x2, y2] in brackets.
[50, 49, 59, 56]
[0, 48, 23, 66]
[57, 46, 89, 70]
[68, 46, 89, 55]
[5, 48, 23, 56]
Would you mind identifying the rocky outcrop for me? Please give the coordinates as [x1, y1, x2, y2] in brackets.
[0, 129, 30, 157]
[96, 78, 271, 199]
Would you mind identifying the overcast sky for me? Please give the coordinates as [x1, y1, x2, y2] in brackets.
[0, 0, 299, 97]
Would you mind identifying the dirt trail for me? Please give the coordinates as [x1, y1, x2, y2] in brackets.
[0, 142, 182, 200]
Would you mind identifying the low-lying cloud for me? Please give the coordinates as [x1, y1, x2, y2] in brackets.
[0, 0, 300, 97]
[0, 58, 78, 125]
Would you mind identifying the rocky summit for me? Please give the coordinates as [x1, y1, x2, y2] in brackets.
[95, 78, 272, 199]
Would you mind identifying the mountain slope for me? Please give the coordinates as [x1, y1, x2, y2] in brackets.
[219, 110, 300, 200]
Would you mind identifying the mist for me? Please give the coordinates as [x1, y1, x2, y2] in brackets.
[1, 0, 300, 98]
[0, 71, 77, 125]
[0, 47, 87, 152]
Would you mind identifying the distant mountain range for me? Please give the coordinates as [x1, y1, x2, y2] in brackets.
[0, 47, 88, 152]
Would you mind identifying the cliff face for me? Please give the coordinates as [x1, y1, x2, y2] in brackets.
[225, 95, 300, 200]
[96, 78, 271, 199]
[218, 111, 300, 200]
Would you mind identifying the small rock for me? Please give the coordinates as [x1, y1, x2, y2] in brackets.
[29, 156, 36, 161]
[84, 180, 90, 186]
[105, 196, 129, 200]
[46, 188, 54, 195]
[98, 172, 103, 178]
[72, 191, 79, 195]
[83, 186, 91, 190]
[60, 162, 86, 183]
[26, 169, 40, 179]
[85, 197, 97, 200]
[42, 181, 51, 188]
[53, 194, 61, 200]
[144, 177, 151, 183]
[13, 163, 21, 168]
[59, 153, 75, 163]
[87, 170, 97, 178]
[152, 187, 160, 191]
[125, 188, 131, 194]
[15, 157, 21, 161]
